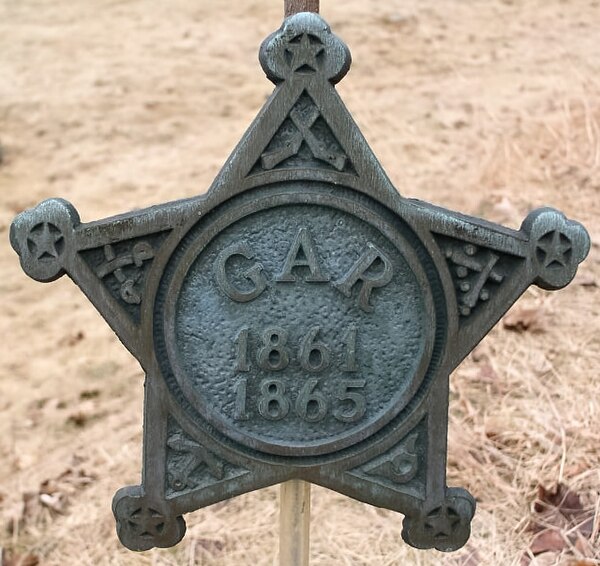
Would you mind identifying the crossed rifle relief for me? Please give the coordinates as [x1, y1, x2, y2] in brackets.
[445, 244, 504, 317]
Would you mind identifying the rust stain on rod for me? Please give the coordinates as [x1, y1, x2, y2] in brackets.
[285, 0, 319, 17]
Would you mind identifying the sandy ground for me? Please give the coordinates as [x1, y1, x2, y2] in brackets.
[0, 0, 599, 564]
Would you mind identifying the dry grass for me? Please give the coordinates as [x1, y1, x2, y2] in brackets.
[0, 1, 599, 565]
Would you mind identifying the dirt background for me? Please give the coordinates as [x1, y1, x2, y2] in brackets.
[0, 0, 599, 564]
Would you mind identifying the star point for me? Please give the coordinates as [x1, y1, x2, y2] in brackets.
[27, 222, 63, 260]
[536, 230, 572, 268]
[424, 506, 460, 540]
[129, 508, 165, 537]
[286, 33, 324, 73]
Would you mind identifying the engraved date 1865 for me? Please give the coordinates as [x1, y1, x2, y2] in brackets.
[233, 326, 365, 423]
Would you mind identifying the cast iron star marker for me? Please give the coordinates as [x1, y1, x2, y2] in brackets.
[10, 12, 590, 555]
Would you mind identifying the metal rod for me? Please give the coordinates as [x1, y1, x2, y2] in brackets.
[285, 0, 319, 17]
[279, 480, 311, 566]
[278, 7, 322, 565]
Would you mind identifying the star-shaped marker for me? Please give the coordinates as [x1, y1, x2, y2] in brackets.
[129, 507, 165, 538]
[424, 506, 460, 540]
[286, 33, 324, 73]
[27, 222, 63, 260]
[536, 230, 572, 268]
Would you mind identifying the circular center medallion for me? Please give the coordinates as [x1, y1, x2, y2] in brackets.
[159, 190, 435, 456]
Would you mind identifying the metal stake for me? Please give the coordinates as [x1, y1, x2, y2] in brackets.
[219, 5, 302, 563]
[279, 480, 311, 566]
[279, 3, 316, 561]
[285, 0, 319, 17]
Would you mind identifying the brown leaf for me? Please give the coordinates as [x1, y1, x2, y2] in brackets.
[503, 307, 544, 333]
[534, 483, 584, 519]
[574, 530, 595, 558]
[529, 529, 566, 555]
[528, 483, 587, 537]
[527, 510, 566, 535]
[7, 467, 98, 531]
[525, 482, 596, 563]
[574, 516, 594, 539]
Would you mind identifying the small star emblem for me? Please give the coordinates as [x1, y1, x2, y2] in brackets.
[27, 222, 63, 260]
[128, 507, 165, 538]
[286, 33, 324, 73]
[424, 506, 461, 540]
[536, 230, 572, 268]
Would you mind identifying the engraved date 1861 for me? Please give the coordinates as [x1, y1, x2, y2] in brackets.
[233, 326, 365, 423]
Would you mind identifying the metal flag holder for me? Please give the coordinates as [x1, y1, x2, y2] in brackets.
[277, 9, 317, 566]
[10, 1, 590, 565]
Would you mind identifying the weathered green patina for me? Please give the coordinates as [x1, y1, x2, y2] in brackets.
[10, 13, 590, 553]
